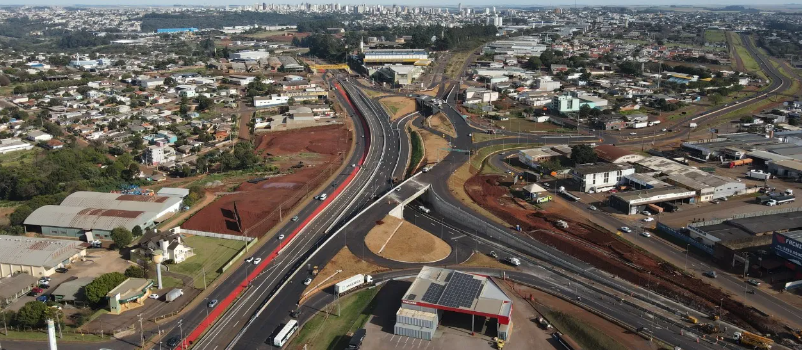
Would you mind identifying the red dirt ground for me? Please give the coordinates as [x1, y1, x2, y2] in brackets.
[181, 125, 350, 237]
[464, 174, 786, 336]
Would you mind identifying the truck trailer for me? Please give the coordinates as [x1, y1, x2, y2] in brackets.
[734, 331, 773, 349]
[334, 274, 374, 295]
[746, 170, 771, 180]
[728, 159, 753, 168]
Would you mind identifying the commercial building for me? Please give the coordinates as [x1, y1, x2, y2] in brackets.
[0, 274, 38, 307]
[395, 267, 513, 341]
[52, 277, 95, 303]
[26, 130, 53, 142]
[254, 95, 290, 108]
[363, 49, 428, 64]
[0, 236, 87, 278]
[774, 231, 802, 269]
[636, 157, 746, 201]
[107, 277, 154, 314]
[372, 65, 423, 86]
[518, 147, 562, 169]
[0, 138, 34, 154]
[594, 145, 645, 164]
[768, 160, 802, 180]
[571, 163, 635, 193]
[609, 187, 696, 215]
[230, 50, 270, 61]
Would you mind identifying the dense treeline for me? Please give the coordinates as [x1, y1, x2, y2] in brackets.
[12, 78, 95, 95]
[0, 17, 47, 39]
[296, 20, 345, 33]
[137, 12, 354, 32]
[58, 31, 111, 49]
[293, 34, 347, 63]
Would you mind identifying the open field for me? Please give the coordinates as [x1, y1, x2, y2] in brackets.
[459, 251, 514, 270]
[364, 215, 404, 252]
[182, 125, 350, 237]
[167, 235, 245, 289]
[445, 50, 472, 79]
[379, 96, 416, 120]
[705, 29, 726, 43]
[728, 32, 767, 80]
[301, 247, 385, 298]
[495, 118, 564, 133]
[290, 287, 380, 350]
[0, 148, 42, 166]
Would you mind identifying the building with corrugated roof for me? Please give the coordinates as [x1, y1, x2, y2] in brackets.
[60, 191, 182, 218]
[0, 236, 87, 278]
[594, 144, 645, 164]
[24, 206, 160, 240]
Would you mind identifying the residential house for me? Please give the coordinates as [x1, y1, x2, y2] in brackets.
[141, 232, 195, 264]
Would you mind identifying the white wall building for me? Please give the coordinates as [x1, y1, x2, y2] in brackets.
[0, 139, 34, 154]
[254, 95, 290, 108]
[143, 145, 176, 166]
[572, 163, 635, 193]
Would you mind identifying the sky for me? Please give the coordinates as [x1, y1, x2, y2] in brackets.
[2, 0, 797, 6]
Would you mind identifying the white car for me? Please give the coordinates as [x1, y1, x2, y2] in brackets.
[629, 132, 637, 135]
[643, 217, 654, 222]
[640, 231, 652, 238]
[149, 294, 160, 300]
[253, 258, 262, 265]
[245, 257, 254, 263]
[641, 211, 652, 216]
[620, 227, 632, 233]
[588, 205, 597, 211]
[278, 234, 285, 240]
[303, 277, 312, 286]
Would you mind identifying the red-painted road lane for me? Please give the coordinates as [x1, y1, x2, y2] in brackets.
[182, 80, 370, 348]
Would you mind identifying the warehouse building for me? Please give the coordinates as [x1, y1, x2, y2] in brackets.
[571, 163, 635, 193]
[0, 236, 87, 278]
[594, 144, 645, 164]
[61, 192, 182, 219]
[395, 266, 513, 341]
[0, 274, 38, 307]
[636, 157, 745, 202]
[363, 49, 428, 64]
[52, 277, 95, 303]
[609, 187, 696, 215]
[24, 206, 161, 240]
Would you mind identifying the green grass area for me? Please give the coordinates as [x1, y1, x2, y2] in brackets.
[168, 236, 246, 289]
[362, 88, 384, 98]
[0, 148, 42, 166]
[472, 132, 515, 143]
[0, 85, 12, 96]
[470, 143, 534, 172]
[545, 310, 628, 350]
[161, 275, 183, 289]
[407, 130, 423, 176]
[0, 326, 106, 342]
[380, 101, 400, 116]
[705, 29, 726, 43]
[289, 287, 380, 350]
[728, 32, 767, 80]
[494, 118, 561, 133]
[445, 50, 472, 79]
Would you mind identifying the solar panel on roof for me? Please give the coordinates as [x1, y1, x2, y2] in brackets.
[421, 283, 445, 304]
[438, 272, 482, 309]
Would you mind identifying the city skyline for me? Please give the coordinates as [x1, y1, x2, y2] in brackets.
[1, 0, 796, 7]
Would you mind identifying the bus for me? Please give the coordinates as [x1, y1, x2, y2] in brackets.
[273, 320, 298, 347]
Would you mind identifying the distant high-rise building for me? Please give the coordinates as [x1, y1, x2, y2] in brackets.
[493, 6, 496, 13]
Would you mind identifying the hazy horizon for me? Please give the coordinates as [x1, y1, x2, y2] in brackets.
[2, 1, 801, 8]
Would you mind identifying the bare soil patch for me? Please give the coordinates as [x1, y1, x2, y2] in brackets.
[181, 125, 350, 237]
[411, 124, 449, 166]
[301, 247, 387, 298]
[428, 112, 456, 138]
[364, 215, 404, 253]
[459, 251, 514, 270]
[378, 221, 451, 263]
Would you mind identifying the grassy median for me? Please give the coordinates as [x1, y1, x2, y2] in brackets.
[407, 129, 424, 176]
[546, 310, 628, 350]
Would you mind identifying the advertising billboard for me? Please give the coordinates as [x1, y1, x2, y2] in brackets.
[773, 232, 802, 265]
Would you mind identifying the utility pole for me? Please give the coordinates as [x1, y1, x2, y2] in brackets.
[2, 309, 7, 336]
[178, 319, 184, 350]
[138, 314, 144, 349]
[203, 267, 207, 290]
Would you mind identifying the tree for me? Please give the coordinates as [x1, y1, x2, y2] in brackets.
[0, 75, 10, 86]
[124, 265, 145, 278]
[15, 301, 48, 328]
[708, 93, 724, 106]
[570, 144, 598, 164]
[197, 95, 213, 111]
[110, 227, 133, 249]
[526, 56, 542, 69]
[84, 272, 126, 304]
[790, 118, 800, 126]
[9, 205, 32, 227]
[132, 225, 143, 237]
[740, 115, 755, 124]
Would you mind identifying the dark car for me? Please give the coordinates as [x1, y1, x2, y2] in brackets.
[166, 336, 180, 348]
[36, 295, 49, 302]
[55, 267, 68, 273]
[290, 309, 301, 318]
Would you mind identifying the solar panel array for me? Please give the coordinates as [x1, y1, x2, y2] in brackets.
[421, 283, 445, 304]
[438, 272, 483, 309]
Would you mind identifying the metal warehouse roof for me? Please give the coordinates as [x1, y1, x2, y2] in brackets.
[402, 266, 512, 319]
[60, 191, 182, 213]
[0, 236, 86, 268]
[24, 205, 159, 231]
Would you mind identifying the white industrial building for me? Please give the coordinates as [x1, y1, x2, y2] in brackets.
[230, 50, 270, 61]
[0, 236, 87, 278]
[396, 267, 513, 341]
[60, 191, 183, 219]
[363, 49, 428, 64]
[572, 163, 635, 193]
[254, 95, 290, 108]
[0, 139, 34, 154]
